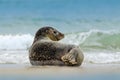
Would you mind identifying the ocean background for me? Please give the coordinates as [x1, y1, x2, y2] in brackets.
[0, 0, 120, 64]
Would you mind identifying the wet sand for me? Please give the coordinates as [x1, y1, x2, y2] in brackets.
[0, 63, 120, 75]
[0, 63, 120, 80]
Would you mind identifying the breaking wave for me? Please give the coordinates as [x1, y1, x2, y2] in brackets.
[0, 29, 120, 51]
[0, 34, 33, 50]
[61, 29, 120, 51]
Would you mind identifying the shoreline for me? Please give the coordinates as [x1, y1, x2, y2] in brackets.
[0, 63, 120, 80]
[0, 63, 120, 75]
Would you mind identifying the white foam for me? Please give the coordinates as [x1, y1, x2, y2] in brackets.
[0, 34, 33, 50]
[84, 52, 120, 64]
[0, 50, 29, 64]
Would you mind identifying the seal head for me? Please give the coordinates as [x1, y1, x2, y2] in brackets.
[33, 27, 64, 43]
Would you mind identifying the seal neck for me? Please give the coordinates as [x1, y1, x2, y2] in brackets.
[33, 35, 50, 44]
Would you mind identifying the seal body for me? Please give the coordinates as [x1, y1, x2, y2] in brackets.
[29, 27, 84, 66]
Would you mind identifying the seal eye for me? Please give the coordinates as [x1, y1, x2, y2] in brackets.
[53, 31, 59, 36]
[53, 31, 57, 34]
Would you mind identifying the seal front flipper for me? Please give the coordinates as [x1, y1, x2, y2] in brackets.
[61, 50, 77, 65]
[61, 47, 84, 66]
[61, 55, 77, 65]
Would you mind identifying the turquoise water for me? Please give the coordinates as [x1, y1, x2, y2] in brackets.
[0, 0, 120, 34]
[0, 17, 120, 34]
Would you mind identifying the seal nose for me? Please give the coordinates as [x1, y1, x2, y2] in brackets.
[59, 33, 64, 39]
[62, 33, 64, 38]
[59, 32, 64, 36]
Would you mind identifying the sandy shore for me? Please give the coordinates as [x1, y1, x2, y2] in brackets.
[0, 63, 120, 80]
[0, 63, 120, 75]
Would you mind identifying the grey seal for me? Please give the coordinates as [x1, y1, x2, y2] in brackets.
[29, 27, 84, 66]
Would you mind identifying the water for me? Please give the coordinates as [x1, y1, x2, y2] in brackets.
[0, 30, 120, 64]
[0, 0, 120, 64]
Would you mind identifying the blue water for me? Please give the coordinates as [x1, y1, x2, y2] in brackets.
[0, 0, 120, 34]
[0, 0, 120, 18]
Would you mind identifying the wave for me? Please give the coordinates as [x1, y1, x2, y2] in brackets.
[0, 50, 29, 64]
[61, 29, 120, 51]
[0, 29, 120, 51]
[84, 52, 120, 64]
[0, 51, 120, 64]
[0, 34, 33, 50]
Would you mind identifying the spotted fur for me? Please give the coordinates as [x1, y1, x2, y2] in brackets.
[29, 26, 84, 66]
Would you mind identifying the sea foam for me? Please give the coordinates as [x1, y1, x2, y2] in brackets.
[0, 34, 33, 50]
